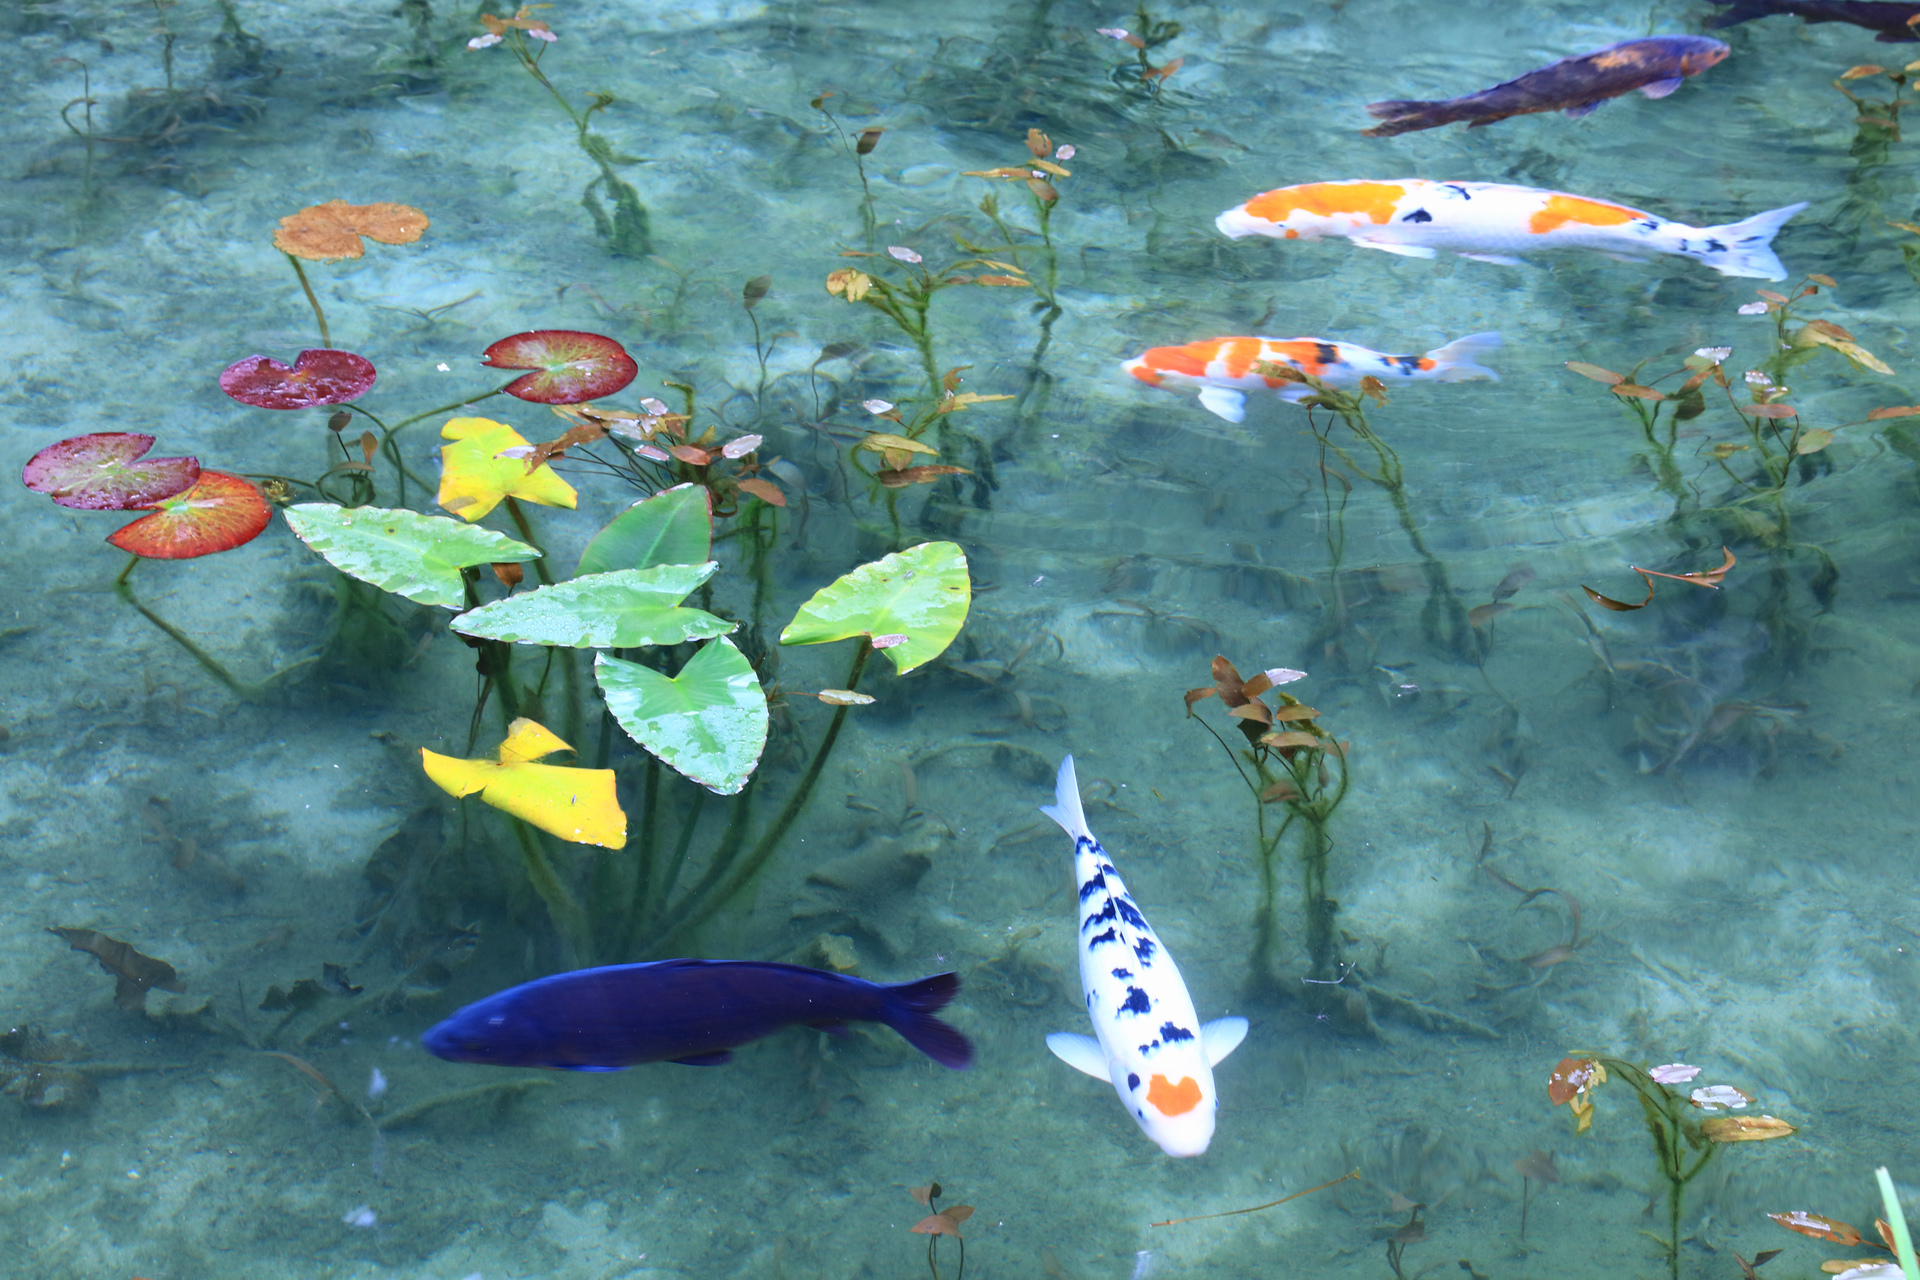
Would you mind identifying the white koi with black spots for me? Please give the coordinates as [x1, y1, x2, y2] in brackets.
[1040, 755, 1247, 1158]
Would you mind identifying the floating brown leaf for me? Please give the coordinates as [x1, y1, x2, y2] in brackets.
[878, 464, 971, 488]
[1867, 405, 1920, 420]
[1228, 701, 1272, 724]
[1260, 778, 1301, 803]
[274, 200, 429, 262]
[1546, 1056, 1600, 1106]
[1704, 1114, 1795, 1142]
[855, 128, 883, 156]
[1565, 361, 1624, 385]
[47, 926, 184, 1010]
[492, 562, 524, 589]
[1260, 729, 1322, 751]
[1740, 402, 1798, 420]
[1770, 1212, 1860, 1244]
[736, 477, 786, 507]
[1270, 705, 1320, 722]
[1734, 1249, 1783, 1280]
[975, 274, 1031, 287]
[911, 1212, 965, 1238]
[1809, 273, 1839, 288]
[1026, 127, 1052, 157]
[1842, 64, 1887, 79]
[908, 1182, 942, 1206]
[1797, 428, 1836, 454]
[1637, 546, 1736, 589]
[1582, 579, 1653, 612]
[1611, 383, 1666, 401]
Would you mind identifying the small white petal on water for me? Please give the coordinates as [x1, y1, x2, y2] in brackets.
[367, 1067, 389, 1100]
[870, 633, 908, 649]
[1690, 1084, 1750, 1110]
[886, 245, 922, 264]
[1264, 667, 1308, 685]
[342, 1205, 377, 1228]
[1649, 1063, 1700, 1085]
[1693, 347, 1731, 362]
[722, 434, 763, 459]
[862, 399, 895, 414]
[1737, 301, 1770, 315]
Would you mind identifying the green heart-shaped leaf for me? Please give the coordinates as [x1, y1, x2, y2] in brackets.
[596, 641, 768, 794]
[577, 483, 712, 575]
[284, 503, 538, 609]
[780, 541, 970, 674]
[451, 563, 732, 648]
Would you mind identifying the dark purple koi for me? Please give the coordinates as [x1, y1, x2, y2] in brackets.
[1707, 0, 1920, 40]
[1363, 36, 1730, 137]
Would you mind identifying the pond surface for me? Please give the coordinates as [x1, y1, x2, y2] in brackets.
[2, 1, 1918, 1277]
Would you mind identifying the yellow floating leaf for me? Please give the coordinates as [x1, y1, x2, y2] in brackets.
[1025, 127, 1052, 157]
[975, 274, 1031, 286]
[1702, 1114, 1796, 1143]
[1611, 384, 1666, 400]
[1565, 361, 1624, 385]
[421, 717, 625, 848]
[1808, 273, 1839, 288]
[825, 268, 874, 301]
[1260, 729, 1322, 750]
[437, 417, 579, 522]
[1030, 159, 1072, 178]
[816, 689, 875, 706]
[1867, 404, 1920, 419]
[1797, 428, 1836, 453]
[856, 433, 938, 457]
[1841, 64, 1887, 79]
[961, 167, 1036, 180]
[1799, 326, 1894, 374]
[945, 392, 1015, 408]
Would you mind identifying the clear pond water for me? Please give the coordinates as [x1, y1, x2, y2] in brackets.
[2, 1, 1918, 1277]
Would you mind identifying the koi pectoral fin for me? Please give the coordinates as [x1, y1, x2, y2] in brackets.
[1046, 1032, 1112, 1079]
[1197, 387, 1248, 422]
[1563, 100, 1605, 118]
[1202, 1016, 1249, 1066]
[1353, 239, 1438, 259]
[1638, 76, 1684, 99]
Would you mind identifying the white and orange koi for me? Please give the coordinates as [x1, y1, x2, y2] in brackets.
[1123, 332, 1501, 422]
[1042, 756, 1246, 1158]
[1216, 179, 1808, 280]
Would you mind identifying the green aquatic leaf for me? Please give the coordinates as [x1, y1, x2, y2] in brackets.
[284, 503, 538, 609]
[451, 563, 732, 648]
[596, 640, 768, 794]
[780, 541, 970, 674]
[577, 483, 712, 575]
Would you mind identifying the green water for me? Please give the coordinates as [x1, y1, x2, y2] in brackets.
[4, 0, 1919, 1276]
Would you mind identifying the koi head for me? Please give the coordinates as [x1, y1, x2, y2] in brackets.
[1134, 1068, 1219, 1157]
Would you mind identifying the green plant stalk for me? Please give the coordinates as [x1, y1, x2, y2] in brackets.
[113, 557, 310, 702]
[506, 34, 651, 256]
[1876, 1167, 1919, 1280]
[285, 254, 331, 348]
[645, 641, 872, 954]
[654, 788, 707, 918]
[1605, 1060, 1718, 1280]
[509, 816, 589, 962]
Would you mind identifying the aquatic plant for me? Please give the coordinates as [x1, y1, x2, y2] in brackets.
[1097, 7, 1185, 97]
[273, 200, 429, 347]
[46, 926, 184, 1011]
[1767, 1167, 1920, 1280]
[466, 7, 652, 257]
[1184, 655, 1364, 1022]
[1258, 364, 1474, 665]
[1830, 62, 1918, 251]
[1512, 1149, 1559, 1244]
[1547, 1055, 1795, 1279]
[813, 93, 884, 249]
[906, 1181, 975, 1280]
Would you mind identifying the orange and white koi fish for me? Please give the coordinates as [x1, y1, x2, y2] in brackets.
[1042, 756, 1246, 1157]
[1216, 180, 1808, 280]
[1123, 332, 1501, 422]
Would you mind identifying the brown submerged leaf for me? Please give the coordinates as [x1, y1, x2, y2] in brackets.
[1703, 1114, 1795, 1142]
[1565, 361, 1623, 385]
[1769, 1212, 1862, 1246]
[911, 1212, 965, 1237]
[878, 464, 971, 488]
[1611, 383, 1666, 401]
[1468, 602, 1513, 629]
[908, 1182, 941, 1206]
[1513, 1150, 1560, 1184]
[47, 927, 184, 1010]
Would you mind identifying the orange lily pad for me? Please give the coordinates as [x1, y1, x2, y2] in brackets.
[273, 200, 429, 262]
[220, 349, 377, 409]
[106, 471, 273, 560]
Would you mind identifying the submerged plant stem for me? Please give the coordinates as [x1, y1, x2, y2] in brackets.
[285, 254, 330, 348]
[113, 556, 311, 702]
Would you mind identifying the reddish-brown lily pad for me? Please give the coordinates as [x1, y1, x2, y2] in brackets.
[107, 471, 273, 560]
[23, 433, 201, 511]
[481, 330, 638, 404]
[220, 349, 377, 410]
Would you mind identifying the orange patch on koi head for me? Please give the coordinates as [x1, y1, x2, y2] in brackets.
[1147, 1073, 1204, 1116]
[1243, 181, 1407, 228]
[1528, 194, 1647, 236]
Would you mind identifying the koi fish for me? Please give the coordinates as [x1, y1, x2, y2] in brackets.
[1216, 179, 1808, 280]
[423, 959, 973, 1070]
[1124, 332, 1500, 422]
[1041, 756, 1246, 1157]
[1707, 0, 1920, 40]
[1363, 36, 1729, 137]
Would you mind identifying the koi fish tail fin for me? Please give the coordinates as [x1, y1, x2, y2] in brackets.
[882, 972, 974, 1069]
[1426, 331, 1503, 383]
[1039, 754, 1091, 840]
[1361, 98, 1453, 138]
[1698, 202, 1809, 280]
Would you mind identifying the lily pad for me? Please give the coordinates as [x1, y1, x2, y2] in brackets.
[596, 640, 768, 794]
[481, 330, 639, 404]
[780, 542, 970, 674]
[438, 417, 578, 522]
[452, 563, 733, 648]
[219, 350, 377, 410]
[284, 503, 539, 608]
[421, 718, 626, 848]
[107, 471, 273, 560]
[274, 200, 429, 262]
[577, 483, 712, 575]
[23, 433, 200, 511]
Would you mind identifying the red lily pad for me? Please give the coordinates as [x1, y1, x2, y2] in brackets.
[107, 471, 273, 560]
[481, 330, 638, 404]
[219, 349, 378, 410]
[23, 432, 201, 511]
